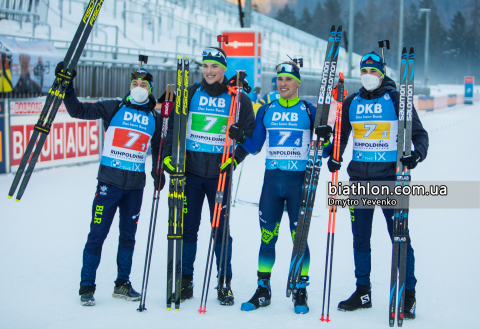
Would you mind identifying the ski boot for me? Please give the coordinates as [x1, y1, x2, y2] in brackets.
[112, 280, 141, 301]
[173, 275, 194, 302]
[404, 289, 416, 319]
[241, 272, 271, 311]
[217, 276, 234, 306]
[79, 285, 95, 306]
[293, 276, 309, 314]
[338, 284, 372, 311]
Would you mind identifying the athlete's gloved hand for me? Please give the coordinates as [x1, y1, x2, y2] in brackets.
[163, 156, 176, 175]
[328, 156, 343, 173]
[151, 171, 166, 191]
[228, 124, 246, 144]
[400, 150, 421, 169]
[55, 61, 76, 91]
[220, 157, 238, 174]
[315, 125, 333, 141]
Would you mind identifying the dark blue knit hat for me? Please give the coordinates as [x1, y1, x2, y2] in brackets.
[276, 62, 301, 83]
[131, 68, 153, 90]
[202, 48, 227, 69]
[360, 52, 385, 76]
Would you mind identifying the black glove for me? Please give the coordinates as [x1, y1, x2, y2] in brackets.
[55, 61, 76, 90]
[315, 125, 333, 141]
[151, 171, 166, 191]
[327, 156, 342, 173]
[228, 72, 252, 93]
[228, 124, 246, 144]
[400, 150, 421, 169]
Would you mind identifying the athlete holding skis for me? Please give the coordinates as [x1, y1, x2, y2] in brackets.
[230, 61, 332, 314]
[57, 62, 166, 306]
[162, 47, 255, 305]
[330, 52, 428, 319]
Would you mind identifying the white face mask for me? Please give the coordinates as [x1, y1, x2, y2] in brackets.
[130, 86, 149, 103]
[361, 74, 381, 91]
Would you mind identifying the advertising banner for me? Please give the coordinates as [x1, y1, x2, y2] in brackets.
[222, 30, 261, 95]
[9, 98, 100, 172]
[0, 36, 62, 93]
[465, 76, 474, 105]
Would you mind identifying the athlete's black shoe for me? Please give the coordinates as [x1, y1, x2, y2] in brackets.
[217, 276, 234, 306]
[338, 284, 372, 311]
[112, 280, 141, 301]
[293, 276, 309, 314]
[241, 272, 271, 311]
[173, 275, 194, 302]
[403, 289, 416, 319]
[79, 285, 95, 306]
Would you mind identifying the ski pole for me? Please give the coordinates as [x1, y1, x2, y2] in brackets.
[217, 71, 243, 295]
[198, 89, 238, 314]
[320, 72, 346, 322]
[138, 84, 174, 312]
[232, 162, 244, 207]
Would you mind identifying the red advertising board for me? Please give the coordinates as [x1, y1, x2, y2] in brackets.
[222, 32, 258, 57]
[9, 99, 100, 172]
[465, 76, 474, 84]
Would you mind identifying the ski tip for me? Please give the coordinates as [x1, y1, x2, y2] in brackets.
[337, 25, 342, 32]
[402, 47, 407, 53]
[339, 72, 344, 80]
[15, 199, 20, 202]
[167, 307, 171, 311]
[330, 25, 335, 32]
[8, 195, 12, 199]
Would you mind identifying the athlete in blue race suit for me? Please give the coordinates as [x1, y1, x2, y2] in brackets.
[331, 52, 428, 318]
[229, 61, 332, 314]
[59, 62, 166, 307]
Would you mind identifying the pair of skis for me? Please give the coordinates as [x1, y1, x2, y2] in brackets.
[137, 85, 175, 312]
[320, 73, 347, 322]
[389, 47, 415, 327]
[8, 0, 105, 201]
[286, 25, 342, 298]
[166, 56, 190, 311]
[198, 72, 244, 314]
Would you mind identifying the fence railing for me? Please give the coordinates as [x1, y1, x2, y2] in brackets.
[1, 0, 50, 21]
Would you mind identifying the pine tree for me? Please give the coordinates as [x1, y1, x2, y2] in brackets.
[275, 4, 297, 28]
[297, 6, 313, 35]
[323, 0, 343, 32]
[311, 2, 325, 38]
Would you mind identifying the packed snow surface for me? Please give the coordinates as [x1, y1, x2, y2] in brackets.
[1, 103, 479, 328]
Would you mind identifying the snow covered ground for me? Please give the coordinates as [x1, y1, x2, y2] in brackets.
[1, 103, 479, 328]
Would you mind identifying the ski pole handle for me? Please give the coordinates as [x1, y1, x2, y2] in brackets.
[161, 84, 174, 118]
